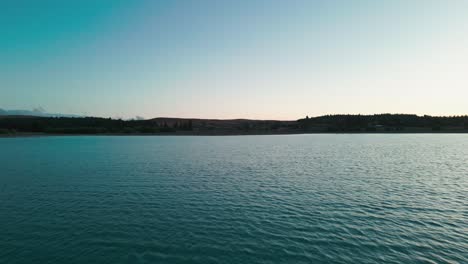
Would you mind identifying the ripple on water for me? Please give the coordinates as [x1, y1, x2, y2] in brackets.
[0, 135, 467, 263]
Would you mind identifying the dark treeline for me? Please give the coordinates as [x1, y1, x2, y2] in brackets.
[298, 114, 468, 132]
[0, 117, 193, 134]
[0, 116, 296, 135]
[1, 114, 468, 135]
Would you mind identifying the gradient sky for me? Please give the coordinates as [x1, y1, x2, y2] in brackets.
[1, 0, 468, 119]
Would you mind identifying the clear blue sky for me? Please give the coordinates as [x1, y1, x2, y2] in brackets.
[1, 0, 467, 119]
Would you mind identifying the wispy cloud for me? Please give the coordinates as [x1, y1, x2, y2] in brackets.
[0, 108, 81, 117]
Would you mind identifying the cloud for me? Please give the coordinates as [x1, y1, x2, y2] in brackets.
[32, 106, 46, 113]
[0, 108, 81, 117]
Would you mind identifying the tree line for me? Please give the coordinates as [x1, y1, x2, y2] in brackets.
[1, 114, 468, 135]
[298, 114, 468, 132]
[0, 117, 193, 134]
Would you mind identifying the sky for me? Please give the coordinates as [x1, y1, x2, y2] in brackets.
[1, 0, 468, 120]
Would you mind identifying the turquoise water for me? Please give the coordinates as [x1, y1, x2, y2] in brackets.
[1, 135, 467, 263]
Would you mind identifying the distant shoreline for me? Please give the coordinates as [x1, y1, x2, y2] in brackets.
[2, 114, 468, 137]
[2, 130, 468, 138]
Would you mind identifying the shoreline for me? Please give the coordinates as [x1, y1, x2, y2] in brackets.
[2, 130, 468, 138]
[2, 114, 467, 137]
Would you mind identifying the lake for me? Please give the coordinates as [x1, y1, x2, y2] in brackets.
[1, 135, 467, 263]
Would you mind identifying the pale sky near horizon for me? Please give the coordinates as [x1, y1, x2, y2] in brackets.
[1, 0, 468, 119]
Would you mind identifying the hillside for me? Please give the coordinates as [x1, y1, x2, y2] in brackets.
[1, 114, 468, 135]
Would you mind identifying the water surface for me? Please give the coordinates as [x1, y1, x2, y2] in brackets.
[1, 135, 467, 263]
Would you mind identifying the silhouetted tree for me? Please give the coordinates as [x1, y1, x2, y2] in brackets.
[187, 120, 193, 130]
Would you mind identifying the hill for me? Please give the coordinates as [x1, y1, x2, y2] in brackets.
[0, 116, 298, 135]
[1, 114, 467, 135]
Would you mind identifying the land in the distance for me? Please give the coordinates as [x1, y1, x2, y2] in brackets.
[1, 114, 468, 136]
